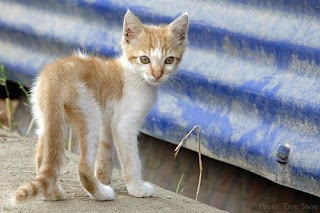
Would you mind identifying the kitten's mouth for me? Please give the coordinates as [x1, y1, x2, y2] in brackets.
[145, 79, 163, 86]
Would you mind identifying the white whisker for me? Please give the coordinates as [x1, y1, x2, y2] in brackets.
[167, 79, 177, 93]
[135, 79, 146, 90]
[170, 75, 187, 87]
[168, 76, 183, 89]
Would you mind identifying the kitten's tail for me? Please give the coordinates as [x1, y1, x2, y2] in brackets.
[13, 78, 65, 204]
[13, 136, 65, 204]
[13, 133, 65, 204]
[13, 177, 49, 204]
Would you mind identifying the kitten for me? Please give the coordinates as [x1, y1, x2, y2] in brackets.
[14, 10, 188, 203]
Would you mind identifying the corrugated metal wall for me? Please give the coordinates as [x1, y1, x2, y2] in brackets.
[1, 0, 320, 197]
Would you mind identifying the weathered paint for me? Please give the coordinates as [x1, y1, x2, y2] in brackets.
[1, 0, 320, 197]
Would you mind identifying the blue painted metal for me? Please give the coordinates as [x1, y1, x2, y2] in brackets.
[1, 0, 320, 197]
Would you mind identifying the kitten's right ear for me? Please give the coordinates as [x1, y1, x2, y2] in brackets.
[123, 10, 143, 44]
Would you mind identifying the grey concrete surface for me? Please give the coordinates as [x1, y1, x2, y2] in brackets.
[0, 129, 224, 213]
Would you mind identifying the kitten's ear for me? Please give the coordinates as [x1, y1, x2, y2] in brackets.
[123, 10, 143, 44]
[168, 12, 189, 43]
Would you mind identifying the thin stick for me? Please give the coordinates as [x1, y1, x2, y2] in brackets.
[174, 125, 198, 158]
[68, 128, 74, 152]
[174, 125, 203, 201]
[25, 118, 35, 136]
[195, 126, 202, 201]
[5, 98, 12, 131]
[175, 173, 184, 194]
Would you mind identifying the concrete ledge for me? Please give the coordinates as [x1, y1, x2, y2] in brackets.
[0, 129, 223, 213]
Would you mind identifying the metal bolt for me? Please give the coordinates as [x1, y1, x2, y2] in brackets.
[276, 144, 290, 164]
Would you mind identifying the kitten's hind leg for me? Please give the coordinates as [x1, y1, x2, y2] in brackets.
[35, 135, 44, 174]
[36, 135, 63, 200]
[69, 100, 115, 201]
[96, 125, 114, 185]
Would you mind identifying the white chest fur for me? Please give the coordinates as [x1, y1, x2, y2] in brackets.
[111, 79, 157, 127]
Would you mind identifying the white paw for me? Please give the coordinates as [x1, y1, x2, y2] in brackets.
[127, 182, 154, 198]
[93, 184, 115, 201]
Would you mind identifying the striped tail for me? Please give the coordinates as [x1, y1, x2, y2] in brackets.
[14, 173, 64, 204]
[14, 63, 67, 204]
[14, 177, 47, 203]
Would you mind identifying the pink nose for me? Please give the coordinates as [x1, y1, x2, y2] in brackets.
[152, 70, 163, 79]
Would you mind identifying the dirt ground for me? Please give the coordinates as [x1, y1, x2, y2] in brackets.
[0, 129, 223, 213]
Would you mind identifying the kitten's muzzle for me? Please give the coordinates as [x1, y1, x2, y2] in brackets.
[146, 79, 163, 86]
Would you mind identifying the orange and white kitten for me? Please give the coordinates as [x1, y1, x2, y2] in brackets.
[14, 11, 188, 203]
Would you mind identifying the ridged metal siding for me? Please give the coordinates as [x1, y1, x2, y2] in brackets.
[1, 0, 320, 197]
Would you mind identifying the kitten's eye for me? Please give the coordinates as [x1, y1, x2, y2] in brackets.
[140, 56, 150, 64]
[165, 56, 174, 64]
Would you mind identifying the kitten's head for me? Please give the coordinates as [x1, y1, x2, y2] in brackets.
[121, 10, 189, 86]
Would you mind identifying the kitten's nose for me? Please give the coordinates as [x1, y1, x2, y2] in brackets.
[152, 69, 163, 79]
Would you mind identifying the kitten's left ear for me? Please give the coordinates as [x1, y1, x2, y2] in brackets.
[123, 10, 143, 44]
[168, 12, 189, 43]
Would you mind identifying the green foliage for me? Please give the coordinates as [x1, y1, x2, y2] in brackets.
[0, 65, 9, 99]
[18, 82, 30, 100]
[0, 65, 30, 131]
[0, 65, 13, 130]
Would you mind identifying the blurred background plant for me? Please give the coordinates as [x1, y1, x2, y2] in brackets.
[0, 65, 29, 131]
[0, 65, 14, 130]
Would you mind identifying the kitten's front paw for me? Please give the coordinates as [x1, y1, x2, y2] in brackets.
[127, 182, 154, 198]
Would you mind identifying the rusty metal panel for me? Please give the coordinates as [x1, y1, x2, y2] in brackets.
[1, 0, 320, 197]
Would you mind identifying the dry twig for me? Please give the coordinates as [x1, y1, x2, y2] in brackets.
[68, 128, 75, 152]
[175, 173, 185, 194]
[174, 125, 202, 201]
[25, 118, 35, 136]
